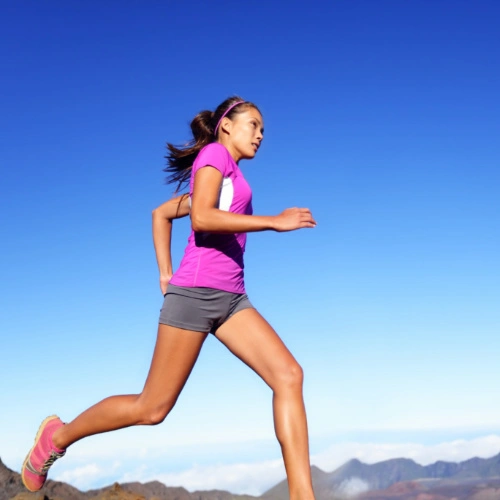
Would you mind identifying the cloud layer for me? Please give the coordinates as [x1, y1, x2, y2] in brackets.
[50, 434, 500, 495]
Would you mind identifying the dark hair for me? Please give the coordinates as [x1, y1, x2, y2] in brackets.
[164, 96, 260, 191]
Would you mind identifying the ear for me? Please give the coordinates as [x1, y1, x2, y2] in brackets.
[220, 117, 233, 135]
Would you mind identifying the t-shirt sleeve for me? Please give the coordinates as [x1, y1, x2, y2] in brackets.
[192, 144, 228, 178]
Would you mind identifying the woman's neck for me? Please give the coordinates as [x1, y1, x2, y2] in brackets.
[217, 139, 241, 163]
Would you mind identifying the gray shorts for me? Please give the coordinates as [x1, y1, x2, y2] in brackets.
[159, 284, 254, 334]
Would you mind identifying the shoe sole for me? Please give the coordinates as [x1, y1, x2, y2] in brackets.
[22, 415, 60, 492]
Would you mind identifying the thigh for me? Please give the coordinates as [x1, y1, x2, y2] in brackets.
[160, 284, 232, 334]
[140, 324, 208, 404]
[214, 308, 299, 389]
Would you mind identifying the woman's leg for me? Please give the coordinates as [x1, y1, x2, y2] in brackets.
[52, 324, 208, 449]
[215, 308, 315, 500]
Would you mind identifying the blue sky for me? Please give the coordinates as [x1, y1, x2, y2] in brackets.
[1, 0, 499, 495]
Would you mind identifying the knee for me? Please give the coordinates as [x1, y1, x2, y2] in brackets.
[144, 407, 169, 426]
[136, 397, 177, 426]
[274, 360, 304, 391]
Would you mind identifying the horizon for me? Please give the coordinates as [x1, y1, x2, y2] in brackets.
[3, 438, 500, 495]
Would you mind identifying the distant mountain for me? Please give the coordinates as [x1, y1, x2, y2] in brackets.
[262, 453, 500, 500]
[3, 452, 500, 500]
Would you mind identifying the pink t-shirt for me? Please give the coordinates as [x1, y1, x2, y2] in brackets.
[170, 142, 253, 293]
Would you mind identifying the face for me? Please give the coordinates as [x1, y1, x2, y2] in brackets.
[221, 107, 264, 162]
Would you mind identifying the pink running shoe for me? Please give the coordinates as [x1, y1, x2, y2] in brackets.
[22, 415, 66, 492]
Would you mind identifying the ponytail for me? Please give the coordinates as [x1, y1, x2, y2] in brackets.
[164, 110, 214, 191]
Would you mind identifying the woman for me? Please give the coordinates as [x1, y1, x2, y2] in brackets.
[23, 96, 317, 500]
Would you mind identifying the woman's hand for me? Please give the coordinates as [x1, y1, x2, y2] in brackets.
[272, 208, 317, 232]
[160, 273, 172, 296]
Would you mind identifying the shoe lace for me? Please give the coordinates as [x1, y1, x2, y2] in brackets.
[41, 450, 65, 474]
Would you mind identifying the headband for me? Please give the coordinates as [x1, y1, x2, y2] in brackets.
[213, 101, 245, 135]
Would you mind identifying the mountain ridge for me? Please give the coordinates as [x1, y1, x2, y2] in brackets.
[3, 452, 500, 500]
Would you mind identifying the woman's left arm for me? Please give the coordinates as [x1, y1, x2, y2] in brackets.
[191, 167, 316, 233]
[152, 193, 190, 294]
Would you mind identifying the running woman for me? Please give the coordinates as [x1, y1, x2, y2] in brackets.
[22, 96, 317, 500]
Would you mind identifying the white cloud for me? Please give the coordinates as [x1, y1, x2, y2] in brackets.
[153, 460, 286, 496]
[54, 460, 122, 490]
[55, 463, 105, 488]
[335, 477, 370, 498]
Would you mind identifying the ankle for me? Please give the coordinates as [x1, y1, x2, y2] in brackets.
[51, 426, 66, 450]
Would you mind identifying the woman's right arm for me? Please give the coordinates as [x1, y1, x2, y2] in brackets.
[191, 167, 316, 233]
[152, 193, 190, 294]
